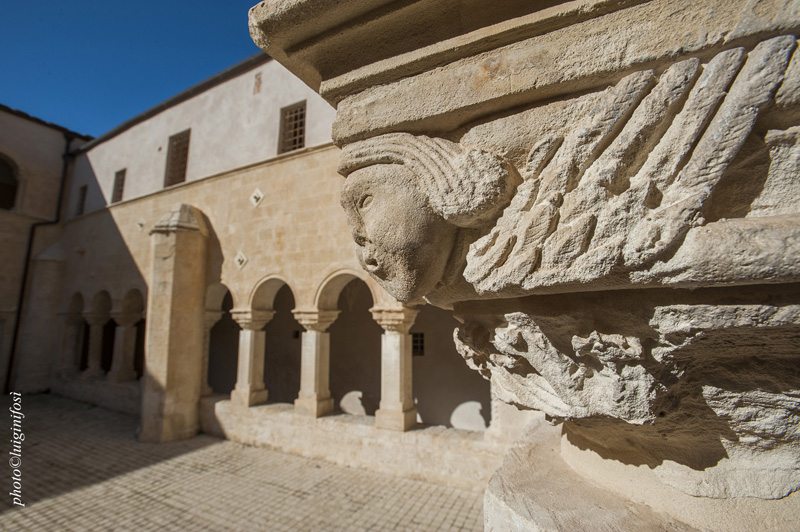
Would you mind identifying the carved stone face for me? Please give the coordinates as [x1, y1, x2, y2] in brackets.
[340, 164, 458, 303]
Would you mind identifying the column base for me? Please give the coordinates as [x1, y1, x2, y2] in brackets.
[230, 388, 268, 407]
[376, 407, 417, 431]
[294, 396, 334, 417]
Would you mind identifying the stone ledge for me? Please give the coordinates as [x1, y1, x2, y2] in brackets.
[52, 377, 141, 416]
[199, 395, 506, 490]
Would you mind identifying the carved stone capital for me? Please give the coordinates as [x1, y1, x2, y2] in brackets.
[82, 312, 109, 327]
[292, 310, 340, 332]
[370, 307, 419, 334]
[229, 309, 274, 330]
[110, 312, 142, 328]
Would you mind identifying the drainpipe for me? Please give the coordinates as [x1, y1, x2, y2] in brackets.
[4, 131, 76, 394]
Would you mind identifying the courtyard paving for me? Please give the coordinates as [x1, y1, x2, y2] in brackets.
[0, 394, 483, 531]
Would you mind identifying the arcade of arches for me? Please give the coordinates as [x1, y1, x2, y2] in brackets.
[51, 203, 530, 487]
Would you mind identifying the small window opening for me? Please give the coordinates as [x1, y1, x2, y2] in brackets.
[278, 101, 306, 154]
[164, 129, 191, 187]
[76, 185, 88, 216]
[412, 333, 425, 357]
[0, 157, 18, 210]
[111, 169, 126, 203]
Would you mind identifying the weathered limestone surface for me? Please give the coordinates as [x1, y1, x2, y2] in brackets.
[140, 204, 208, 442]
[251, 0, 800, 530]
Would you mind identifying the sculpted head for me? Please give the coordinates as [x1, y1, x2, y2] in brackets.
[338, 133, 518, 303]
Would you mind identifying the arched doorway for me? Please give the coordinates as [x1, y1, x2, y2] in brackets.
[262, 284, 301, 404]
[329, 278, 382, 416]
[207, 289, 239, 395]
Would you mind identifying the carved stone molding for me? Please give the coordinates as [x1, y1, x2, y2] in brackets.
[229, 309, 275, 331]
[292, 310, 340, 332]
[370, 307, 419, 334]
[251, 2, 800, 527]
[110, 312, 142, 329]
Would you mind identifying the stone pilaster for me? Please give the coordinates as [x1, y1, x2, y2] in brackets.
[140, 204, 208, 443]
[292, 310, 340, 417]
[201, 310, 223, 396]
[106, 312, 141, 383]
[82, 312, 108, 378]
[371, 307, 419, 431]
[230, 309, 274, 408]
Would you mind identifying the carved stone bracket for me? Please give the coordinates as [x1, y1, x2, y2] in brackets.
[230, 309, 275, 331]
[292, 309, 340, 332]
[370, 307, 419, 334]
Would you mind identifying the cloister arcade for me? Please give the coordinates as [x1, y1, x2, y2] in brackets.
[56, 266, 490, 434]
[200, 268, 490, 432]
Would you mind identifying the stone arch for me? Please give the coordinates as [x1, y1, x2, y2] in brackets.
[91, 290, 112, 316]
[252, 276, 303, 404]
[314, 268, 380, 311]
[250, 274, 294, 311]
[323, 274, 383, 416]
[0, 152, 19, 210]
[205, 282, 234, 311]
[121, 288, 144, 314]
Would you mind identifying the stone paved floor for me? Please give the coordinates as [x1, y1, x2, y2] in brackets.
[0, 394, 483, 531]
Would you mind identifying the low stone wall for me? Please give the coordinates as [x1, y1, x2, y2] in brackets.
[200, 396, 506, 490]
[52, 377, 141, 416]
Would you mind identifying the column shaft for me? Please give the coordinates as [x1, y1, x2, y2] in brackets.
[372, 307, 419, 431]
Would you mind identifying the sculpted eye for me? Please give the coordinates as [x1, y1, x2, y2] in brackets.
[359, 195, 373, 209]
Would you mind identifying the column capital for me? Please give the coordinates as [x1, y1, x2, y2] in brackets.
[82, 312, 109, 327]
[370, 307, 419, 333]
[292, 309, 340, 332]
[110, 311, 142, 328]
[230, 309, 275, 330]
[203, 310, 224, 329]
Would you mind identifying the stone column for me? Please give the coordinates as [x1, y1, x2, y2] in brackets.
[82, 312, 108, 378]
[140, 204, 208, 443]
[292, 310, 340, 417]
[201, 310, 223, 396]
[107, 312, 141, 383]
[230, 309, 274, 408]
[371, 307, 419, 431]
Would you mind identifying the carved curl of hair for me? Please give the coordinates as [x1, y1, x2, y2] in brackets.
[338, 133, 519, 228]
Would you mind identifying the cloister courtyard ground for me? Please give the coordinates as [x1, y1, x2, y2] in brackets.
[0, 394, 483, 531]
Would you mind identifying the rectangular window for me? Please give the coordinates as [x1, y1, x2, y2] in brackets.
[412, 332, 425, 357]
[111, 169, 126, 203]
[164, 129, 191, 187]
[278, 101, 306, 154]
[76, 185, 87, 216]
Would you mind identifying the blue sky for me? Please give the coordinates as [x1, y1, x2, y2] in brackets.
[1, 1, 262, 137]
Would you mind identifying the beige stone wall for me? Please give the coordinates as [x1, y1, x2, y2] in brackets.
[54, 144, 386, 315]
[0, 108, 86, 390]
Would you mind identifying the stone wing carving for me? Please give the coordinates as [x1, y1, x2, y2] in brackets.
[464, 36, 797, 295]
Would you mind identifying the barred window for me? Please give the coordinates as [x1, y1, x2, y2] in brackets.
[111, 169, 126, 203]
[412, 332, 425, 357]
[278, 101, 306, 154]
[164, 129, 191, 187]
